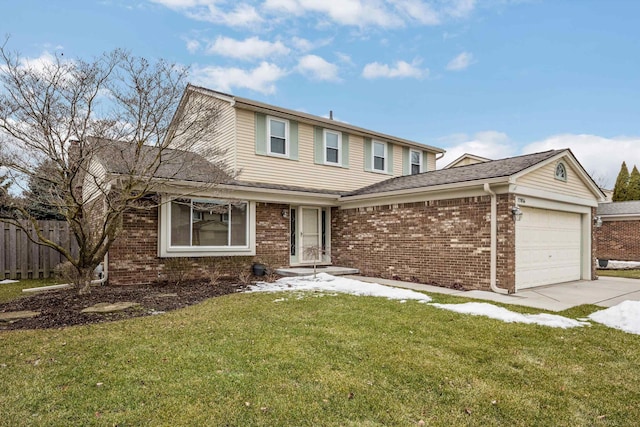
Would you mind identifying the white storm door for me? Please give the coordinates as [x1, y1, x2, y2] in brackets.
[300, 207, 322, 263]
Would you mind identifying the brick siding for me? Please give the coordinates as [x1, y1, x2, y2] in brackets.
[108, 201, 290, 285]
[331, 194, 516, 292]
[595, 218, 640, 262]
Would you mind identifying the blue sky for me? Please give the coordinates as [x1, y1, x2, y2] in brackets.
[2, 0, 640, 187]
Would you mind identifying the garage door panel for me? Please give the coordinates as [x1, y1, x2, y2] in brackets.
[515, 207, 582, 289]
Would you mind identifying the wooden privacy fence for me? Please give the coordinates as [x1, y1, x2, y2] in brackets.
[1, 221, 78, 280]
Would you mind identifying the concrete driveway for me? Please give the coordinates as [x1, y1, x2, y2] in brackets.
[350, 275, 640, 312]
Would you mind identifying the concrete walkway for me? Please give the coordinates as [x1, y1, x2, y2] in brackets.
[346, 275, 640, 312]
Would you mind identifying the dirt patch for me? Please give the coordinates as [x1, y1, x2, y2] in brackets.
[0, 280, 246, 331]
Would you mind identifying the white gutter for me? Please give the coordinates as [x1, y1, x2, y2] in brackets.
[483, 183, 509, 294]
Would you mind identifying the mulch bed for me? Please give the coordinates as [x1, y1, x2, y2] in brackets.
[0, 280, 246, 331]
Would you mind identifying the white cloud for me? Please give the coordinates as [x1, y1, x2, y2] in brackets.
[191, 62, 287, 95]
[446, 51, 474, 71]
[185, 39, 201, 53]
[445, 0, 476, 18]
[150, 0, 262, 27]
[437, 131, 640, 188]
[335, 52, 354, 65]
[290, 36, 333, 52]
[154, 0, 481, 29]
[297, 55, 340, 81]
[438, 131, 516, 168]
[205, 36, 290, 60]
[391, 0, 440, 25]
[264, 0, 404, 28]
[362, 60, 428, 79]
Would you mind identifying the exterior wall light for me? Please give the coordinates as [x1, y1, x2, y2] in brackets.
[281, 209, 289, 218]
[594, 215, 603, 228]
[511, 206, 523, 221]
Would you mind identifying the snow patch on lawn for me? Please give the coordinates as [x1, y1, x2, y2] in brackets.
[588, 301, 640, 335]
[249, 273, 432, 302]
[251, 274, 615, 330]
[432, 302, 589, 329]
[0, 279, 20, 285]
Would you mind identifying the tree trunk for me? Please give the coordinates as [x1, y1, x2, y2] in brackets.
[77, 267, 96, 294]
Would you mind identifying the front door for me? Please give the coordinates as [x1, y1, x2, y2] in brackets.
[300, 207, 322, 263]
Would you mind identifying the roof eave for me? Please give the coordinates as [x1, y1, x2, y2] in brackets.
[339, 176, 510, 202]
[185, 85, 444, 154]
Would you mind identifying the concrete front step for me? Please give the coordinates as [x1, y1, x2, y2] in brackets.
[275, 266, 360, 277]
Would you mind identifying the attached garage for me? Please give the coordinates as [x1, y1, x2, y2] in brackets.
[336, 148, 605, 294]
[515, 207, 582, 289]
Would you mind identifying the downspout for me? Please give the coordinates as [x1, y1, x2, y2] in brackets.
[92, 252, 109, 286]
[483, 183, 509, 294]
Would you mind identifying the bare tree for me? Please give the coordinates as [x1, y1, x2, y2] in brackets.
[0, 39, 229, 293]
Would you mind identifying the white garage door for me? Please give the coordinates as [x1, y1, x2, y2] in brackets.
[515, 207, 582, 289]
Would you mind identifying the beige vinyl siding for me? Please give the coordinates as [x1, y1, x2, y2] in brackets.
[235, 109, 406, 191]
[517, 160, 596, 200]
[171, 94, 236, 171]
[83, 159, 107, 203]
[425, 152, 436, 171]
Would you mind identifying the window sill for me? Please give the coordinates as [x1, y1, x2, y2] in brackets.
[366, 168, 391, 175]
[160, 246, 255, 258]
[260, 152, 295, 160]
[323, 161, 344, 168]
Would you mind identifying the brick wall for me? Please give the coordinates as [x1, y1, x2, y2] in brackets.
[108, 201, 290, 285]
[331, 194, 515, 292]
[595, 218, 640, 262]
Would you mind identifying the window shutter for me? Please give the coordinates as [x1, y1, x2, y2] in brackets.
[402, 147, 410, 175]
[255, 113, 267, 155]
[289, 120, 299, 160]
[422, 151, 427, 172]
[364, 137, 372, 171]
[314, 126, 323, 164]
[387, 143, 394, 175]
[341, 133, 349, 168]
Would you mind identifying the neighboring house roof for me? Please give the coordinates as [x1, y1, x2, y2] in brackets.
[344, 150, 564, 197]
[442, 153, 492, 169]
[185, 84, 445, 154]
[597, 200, 640, 216]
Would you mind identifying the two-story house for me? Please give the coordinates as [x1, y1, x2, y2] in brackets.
[99, 84, 605, 293]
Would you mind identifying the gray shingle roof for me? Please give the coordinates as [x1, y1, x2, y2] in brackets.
[344, 149, 565, 197]
[230, 180, 344, 195]
[597, 201, 640, 216]
[90, 137, 231, 183]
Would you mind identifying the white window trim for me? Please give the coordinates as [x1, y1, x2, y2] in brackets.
[555, 162, 567, 182]
[159, 196, 256, 257]
[323, 129, 342, 166]
[266, 116, 289, 158]
[372, 140, 388, 173]
[410, 149, 422, 174]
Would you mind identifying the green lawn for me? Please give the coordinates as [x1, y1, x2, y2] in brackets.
[0, 278, 61, 303]
[598, 269, 640, 279]
[0, 291, 638, 426]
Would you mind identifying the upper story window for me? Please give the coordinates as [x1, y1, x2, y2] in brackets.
[323, 129, 342, 165]
[555, 162, 567, 181]
[372, 141, 387, 172]
[410, 150, 422, 175]
[267, 116, 289, 157]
